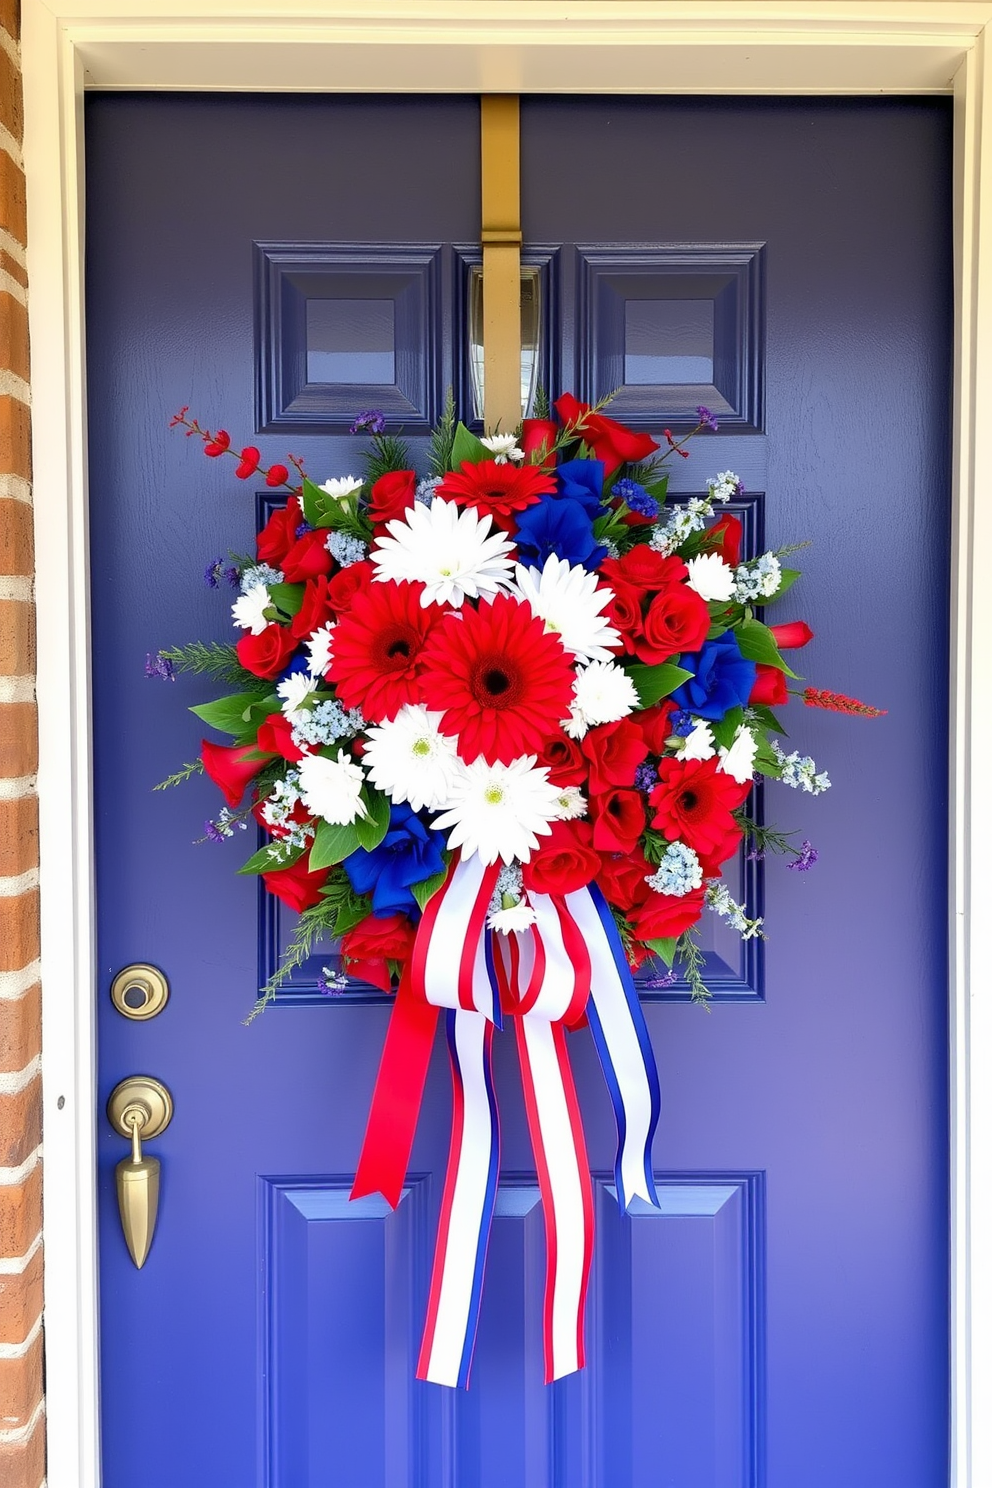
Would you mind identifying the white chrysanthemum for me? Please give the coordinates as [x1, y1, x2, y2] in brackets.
[305, 622, 335, 678]
[488, 900, 538, 933]
[552, 786, 587, 820]
[512, 556, 621, 664]
[231, 586, 271, 635]
[277, 670, 318, 719]
[480, 433, 525, 464]
[430, 755, 560, 865]
[298, 749, 368, 825]
[564, 661, 638, 738]
[718, 724, 758, 783]
[361, 704, 461, 813]
[371, 497, 515, 608]
[685, 552, 735, 603]
[318, 475, 364, 500]
[682, 718, 716, 761]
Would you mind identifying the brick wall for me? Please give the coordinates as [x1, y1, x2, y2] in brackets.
[0, 3, 45, 1486]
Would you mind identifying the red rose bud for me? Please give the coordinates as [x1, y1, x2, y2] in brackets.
[327, 560, 374, 613]
[540, 732, 587, 786]
[290, 574, 335, 641]
[749, 663, 788, 707]
[582, 720, 648, 793]
[630, 885, 706, 943]
[369, 469, 417, 524]
[200, 738, 272, 808]
[600, 548, 685, 595]
[341, 913, 417, 992]
[637, 701, 676, 756]
[522, 820, 601, 896]
[256, 711, 307, 762]
[589, 787, 646, 854]
[554, 393, 659, 475]
[597, 846, 653, 913]
[770, 621, 814, 649]
[706, 513, 743, 568]
[282, 528, 333, 583]
[261, 856, 329, 914]
[257, 495, 302, 566]
[235, 446, 261, 479]
[635, 584, 711, 665]
[235, 623, 297, 679]
[265, 463, 290, 488]
[202, 429, 231, 457]
[520, 418, 559, 465]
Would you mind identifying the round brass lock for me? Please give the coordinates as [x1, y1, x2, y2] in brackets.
[110, 963, 169, 1021]
[107, 1076, 174, 1141]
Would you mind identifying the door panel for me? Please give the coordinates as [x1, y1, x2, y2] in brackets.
[86, 95, 950, 1487]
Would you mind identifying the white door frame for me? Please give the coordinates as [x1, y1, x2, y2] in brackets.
[20, 4, 992, 1484]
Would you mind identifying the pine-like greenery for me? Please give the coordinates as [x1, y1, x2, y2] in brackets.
[427, 387, 457, 476]
[158, 641, 268, 690]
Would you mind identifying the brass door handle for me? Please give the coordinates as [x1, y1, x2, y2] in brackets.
[107, 1076, 174, 1268]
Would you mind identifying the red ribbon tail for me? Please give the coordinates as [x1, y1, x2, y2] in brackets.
[351, 974, 438, 1208]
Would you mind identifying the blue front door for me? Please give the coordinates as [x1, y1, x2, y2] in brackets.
[87, 95, 950, 1487]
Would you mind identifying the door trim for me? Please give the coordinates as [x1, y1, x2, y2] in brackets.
[20, 5, 991, 1485]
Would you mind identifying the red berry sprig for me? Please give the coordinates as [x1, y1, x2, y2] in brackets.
[169, 407, 302, 492]
[802, 686, 886, 717]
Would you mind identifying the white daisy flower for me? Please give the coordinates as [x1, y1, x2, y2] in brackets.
[277, 670, 318, 719]
[318, 475, 364, 501]
[718, 723, 758, 783]
[231, 585, 272, 636]
[552, 786, 587, 820]
[480, 433, 525, 464]
[685, 552, 735, 603]
[430, 755, 560, 865]
[681, 718, 716, 761]
[371, 497, 515, 609]
[488, 900, 538, 933]
[297, 749, 368, 825]
[361, 704, 461, 813]
[305, 622, 335, 678]
[564, 660, 639, 738]
[512, 556, 621, 664]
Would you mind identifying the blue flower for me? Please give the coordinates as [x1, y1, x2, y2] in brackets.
[343, 803, 445, 918]
[514, 497, 607, 571]
[672, 632, 757, 720]
[556, 459, 606, 517]
[612, 478, 659, 520]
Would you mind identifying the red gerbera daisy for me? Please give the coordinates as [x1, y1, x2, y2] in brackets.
[419, 593, 575, 765]
[437, 459, 555, 523]
[326, 579, 442, 723]
[648, 756, 750, 860]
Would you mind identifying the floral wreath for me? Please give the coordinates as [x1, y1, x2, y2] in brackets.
[154, 391, 883, 1387]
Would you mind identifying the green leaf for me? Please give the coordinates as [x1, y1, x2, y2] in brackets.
[450, 421, 490, 468]
[309, 818, 363, 870]
[189, 691, 279, 736]
[300, 475, 332, 528]
[354, 788, 391, 851]
[710, 706, 743, 750]
[411, 868, 449, 912]
[644, 937, 677, 967]
[748, 703, 788, 737]
[643, 474, 669, 503]
[625, 661, 692, 708]
[764, 567, 800, 602]
[266, 582, 305, 618]
[333, 897, 373, 936]
[733, 617, 798, 677]
[237, 838, 306, 876]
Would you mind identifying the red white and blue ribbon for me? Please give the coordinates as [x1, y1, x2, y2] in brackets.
[352, 853, 661, 1388]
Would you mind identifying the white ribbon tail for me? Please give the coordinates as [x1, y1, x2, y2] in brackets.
[569, 883, 661, 1212]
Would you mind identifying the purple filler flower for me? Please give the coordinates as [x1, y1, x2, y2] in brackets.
[350, 410, 386, 436]
[145, 652, 175, 682]
[317, 967, 347, 996]
[203, 819, 225, 843]
[696, 405, 719, 431]
[203, 556, 225, 588]
[634, 762, 658, 793]
[643, 968, 678, 989]
[788, 840, 819, 872]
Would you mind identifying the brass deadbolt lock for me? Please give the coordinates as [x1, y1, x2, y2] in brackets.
[110, 963, 169, 1020]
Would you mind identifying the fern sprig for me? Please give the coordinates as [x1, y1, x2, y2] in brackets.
[428, 387, 457, 475]
[158, 641, 268, 690]
[675, 927, 711, 1007]
[244, 897, 339, 1023]
[154, 758, 204, 791]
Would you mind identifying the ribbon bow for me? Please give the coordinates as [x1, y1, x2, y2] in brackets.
[351, 851, 661, 1388]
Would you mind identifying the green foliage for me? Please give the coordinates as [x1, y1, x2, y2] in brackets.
[532, 384, 551, 420]
[735, 812, 805, 861]
[643, 936, 677, 967]
[158, 641, 268, 690]
[309, 817, 363, 871]
[300, 476, 373, 541]
[189, 690, 278, 738]
[748, 702, 788, 737]
[428, 387, 457, 475]
[641, 827, 670, 866]
[266, 582, 305, 619]
[624, 660, 692, 708]
[450, 421, 489, 468]
[709, 706, 743, 750]
[237, 837, 307, 876]
[735, 617, 798, 677]
[353, 788, 391, 851]
[411, 865, 449, 912]
[362, 432, 413, 488]
[244, 894, 339, 1022]
[153, 758, 204, 791]
[674, 928, 711, 1006]
[764, 567, 800, 602]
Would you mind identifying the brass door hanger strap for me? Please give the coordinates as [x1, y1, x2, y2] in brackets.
[480, 95, 522, 435]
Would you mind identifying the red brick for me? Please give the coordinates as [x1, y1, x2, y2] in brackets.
[0, 890, 38, 973]
[0, 703, 36, 777]
[0, 153, 26, 248]
[0, 50, 21, 145]
[0, 396, 30, 481]
[0, 1414, 46, 1488]
[0, 500, 33, 577]
[0, 293, 28, 382]
[0, 1078, 39, 1168]
[0, 599, 34, 676]
[0, 1244, 42, 1346]
[0, 983, 40, 1073]
[0, 1164, 41, 1264]
[0, 1329, 42, 1429]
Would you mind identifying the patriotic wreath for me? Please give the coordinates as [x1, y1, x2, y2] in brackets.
[156, 393, 882, 1387]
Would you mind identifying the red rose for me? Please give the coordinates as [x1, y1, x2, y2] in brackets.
[282, 527, 333, 584]
[602, 577, 643, 654]
[201, 738, 272, 808]
[770, 621, 814, 649]
[522, 820, 601, 896]
[369, 470, 417, 525]
[290, 574, 335, 641]
[706, 513, 743, 568]
[636, 583, 711, 664]
[597, 845, 652, 912]
[520, 418, 559, 465]
[630, 886, 705, 943]
[255, 710, 306, 762]
[341, 913, 417, 992]
[581, 720, 648, 793]
[649, 757, 749, 858]
[555, 394, 659, 475]
[328, 560, 374, 613]
[261, 855, 329, 913]
[256, 496, 303, 567]
[590, 787, 646, 854]
[601, 548, 686, 595]
[749, 664, 788, 706]
[236, 623, 298, 679]
[540, 733, 587, 786]
[638, 701, 676, 755]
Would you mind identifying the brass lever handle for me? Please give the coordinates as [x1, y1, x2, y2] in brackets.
[107, 1076, 173, 1268]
